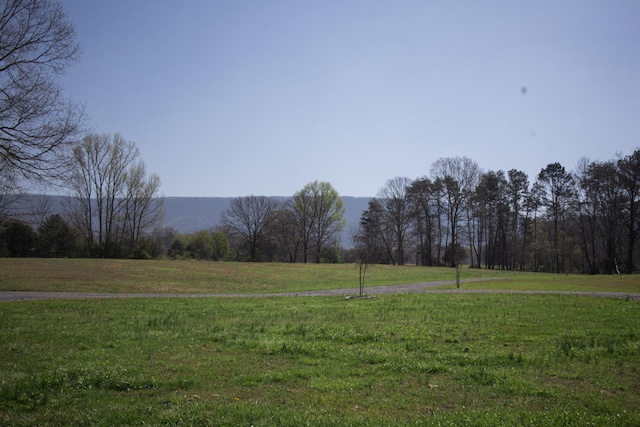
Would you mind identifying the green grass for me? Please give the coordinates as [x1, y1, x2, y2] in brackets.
[1, 258, 639, 295]
[461, 271, 640, 294]
[0, 258, 497, 294]
[1, 294, 638, 425]
[1, 259, 639, 425]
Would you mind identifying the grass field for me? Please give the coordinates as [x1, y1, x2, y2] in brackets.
[1, 258, 639, 295]
[1, 259, 639, 425]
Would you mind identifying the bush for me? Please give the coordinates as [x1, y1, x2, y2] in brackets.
[0, 219, 36, 257]
[37, 214, 78, 257]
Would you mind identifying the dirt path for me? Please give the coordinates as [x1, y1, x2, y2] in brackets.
[1, 278, 639, 302]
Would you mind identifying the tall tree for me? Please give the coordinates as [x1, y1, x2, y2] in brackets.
[407, 177, 437, 266]
[292, 181, 345, 263]
[473, 170, 508, 269]
[575, 158, 599, 274]
[377, 177, 412, 265]
[431, 156, 481, 267]
[536, 162, 575, 273]
[270, 202, 301, 263]
[617, 149, 640, 273]
[506, 169, 529, 270]
[431, 178, 446, 264]
[0, 0, 84, 182]
[523, 181, 545, 271]
[221, 195, 277, 261]
[358, 198, 396, 264]
[66, 133, 162, 257]
[121, 160, 163, 249]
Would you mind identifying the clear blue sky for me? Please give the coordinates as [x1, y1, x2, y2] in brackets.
[59, 1, 640, 197]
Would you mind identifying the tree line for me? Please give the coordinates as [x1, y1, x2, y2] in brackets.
[355, 152, 640, 274]
[1, 1, 638, 274]
[0, 180, 346, 263]
[0, 132, 164, 258]
[0, 0, 350, 262]
[147, 181, 346, 263]
[0, 0, 164, 258]
[3, 144, 639, 274]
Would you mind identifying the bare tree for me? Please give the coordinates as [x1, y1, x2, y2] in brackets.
[377, 177, 412, 265]
[431, 156, 481, 267]
[472, 170, 508, 270]
[617, 149, 640, 273]
[352, 227, 373, 297]
[221, 195, 277, 261]
[524, 181, 545, 272]
[28, 193, 54, 228]
[359, 198, 395, 264]
[506, 169, 529, 270]
[270, 202, 300, 263]
[121, 161, 163, 248]
[536, 162, 576, 273]
[0, 0, 84, 182]
[66, 133, 162, 257]
[292, 181, 345, 263]
[407, 177, 438, 266]
[0, 166, 20, 218]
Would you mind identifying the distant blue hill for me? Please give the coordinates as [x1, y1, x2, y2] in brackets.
[11, 195, 370, 247]
[162, 196, 370, 247]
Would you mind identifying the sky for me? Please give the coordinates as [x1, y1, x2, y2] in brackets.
[58, 0, 640, 197]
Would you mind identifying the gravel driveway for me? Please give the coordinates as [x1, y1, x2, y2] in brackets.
[1, 278, 639, 302]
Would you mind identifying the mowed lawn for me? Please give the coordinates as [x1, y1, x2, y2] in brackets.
[0, 259, 639, 426]
[0, 258, 504, 294]
[1, 258, 640, 295]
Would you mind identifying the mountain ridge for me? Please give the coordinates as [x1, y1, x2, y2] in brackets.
[162, 196, 370, 246]
[9, 195, 371, 247]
